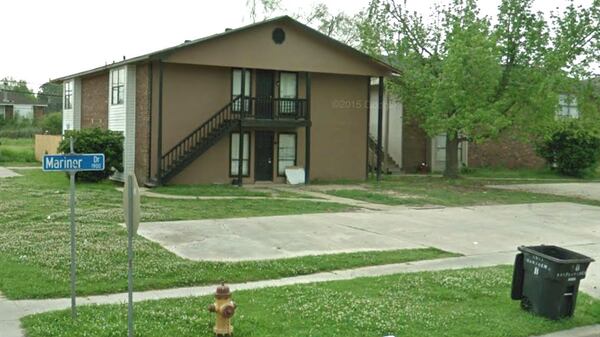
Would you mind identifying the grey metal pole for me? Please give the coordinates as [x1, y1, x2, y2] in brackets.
[68, 137, 77, 319]
[127, 175, 135, 337]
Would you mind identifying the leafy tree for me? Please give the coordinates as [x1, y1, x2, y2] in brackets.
[38, 82, 63, 113]
[359, 0, 600, 177]
[246, 0, 281, 23]
[0, 77, 36, 102]
[295, 3, 360, 46]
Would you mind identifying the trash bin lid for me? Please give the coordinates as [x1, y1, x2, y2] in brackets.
[518, 245, 595, 264]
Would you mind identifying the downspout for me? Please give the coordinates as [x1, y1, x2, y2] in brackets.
[304, 72, 311, 184]
[376, 76, 384, 181]
[156, 60, 164, 183]
[147, 62, 153, 182]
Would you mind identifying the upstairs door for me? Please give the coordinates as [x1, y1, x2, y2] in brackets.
[255, 70, 274, 119]
[255, 131, 274, 181]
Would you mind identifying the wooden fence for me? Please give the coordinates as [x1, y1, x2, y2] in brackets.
[35, 134, 62, 161]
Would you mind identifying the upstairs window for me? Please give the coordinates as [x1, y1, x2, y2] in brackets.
[111, 68, 125, 105]
[279, 72, 297, 114]
[232, 69, 251, 112]
[558, 94, 579, 119]
[64, 81, 73, 109]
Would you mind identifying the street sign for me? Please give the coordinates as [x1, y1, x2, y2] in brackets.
[124, 173, 140, 235]
[41, 138, 106, 320]
[43, 153, 105, 172]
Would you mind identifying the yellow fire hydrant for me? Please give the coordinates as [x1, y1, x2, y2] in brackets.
[207, 283, 236, 337]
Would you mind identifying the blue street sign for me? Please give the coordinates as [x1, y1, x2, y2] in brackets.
[43, 154, 105, 172]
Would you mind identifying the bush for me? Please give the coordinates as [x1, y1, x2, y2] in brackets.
[0, 117, 41, 138]
[58, 128, 124, 182]
[36, 112, 62, 135]
[536, 120, 600, 177]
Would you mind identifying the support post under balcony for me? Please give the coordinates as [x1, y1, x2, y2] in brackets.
[376, 76, 384, 181]
[305, 72, 311, 184]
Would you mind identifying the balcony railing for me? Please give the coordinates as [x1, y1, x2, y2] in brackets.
[233, 97, 307, 120]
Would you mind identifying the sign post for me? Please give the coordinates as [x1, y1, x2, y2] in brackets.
[42, 137, 105, 319]
[123, 173, 140, 337]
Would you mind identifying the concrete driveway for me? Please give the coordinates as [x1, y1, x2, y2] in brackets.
[139, 202, 600, 297]
[489, 182, 600, 201]
[0, 167, 20, 178]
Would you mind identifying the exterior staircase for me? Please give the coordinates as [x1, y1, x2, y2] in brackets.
[368, 136, 401, 174]
[150, 96, 242, 185]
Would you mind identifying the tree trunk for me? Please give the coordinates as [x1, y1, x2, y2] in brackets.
[444, 132, 460, 178]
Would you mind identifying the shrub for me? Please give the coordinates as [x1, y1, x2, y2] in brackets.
[36, 112, 62, 135]
[0, 117, 41, 138]
[58, 128, 124, 182]
[536, 120, 600, 177]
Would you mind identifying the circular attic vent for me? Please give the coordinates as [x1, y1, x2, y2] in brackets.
[272, 28, 286, 44]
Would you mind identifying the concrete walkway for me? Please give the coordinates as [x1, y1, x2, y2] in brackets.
[489, 182, 600, 201]
[0, 167, 20, 178]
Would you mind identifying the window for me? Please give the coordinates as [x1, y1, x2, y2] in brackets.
[558, 94, 579, 118]
[111, 68, 125, 105]
[278, 133, 296, 175]
[279, 72, 297, 114]
[64, 81, 73, 109]
[230, 132, 250, 176]
[232, 69, 251, 112]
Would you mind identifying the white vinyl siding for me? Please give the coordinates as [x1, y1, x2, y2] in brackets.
[108, 65, 136, 177]
[230, 133, 250, 176]
[62, 79, 81, 133]
[13, 105, 33, 119]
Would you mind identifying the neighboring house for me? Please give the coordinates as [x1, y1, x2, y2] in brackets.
[368, 82, 467, 174]
[53, 16, 397, 185]
[0, 91, 47, 120]
[372, 89, 583, 173]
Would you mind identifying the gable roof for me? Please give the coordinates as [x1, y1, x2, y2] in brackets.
[53, 16, 398, 82]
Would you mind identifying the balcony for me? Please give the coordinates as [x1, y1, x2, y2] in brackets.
[233, 97, 308, 127]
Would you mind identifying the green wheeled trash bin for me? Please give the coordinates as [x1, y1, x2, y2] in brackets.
[511, 245, 594, 320]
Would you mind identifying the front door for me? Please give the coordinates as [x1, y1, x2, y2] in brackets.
[255, 70, 274, 119]
[255, 131, 274, 181]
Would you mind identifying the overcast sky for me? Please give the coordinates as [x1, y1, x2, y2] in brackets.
[0, 0, 591, 90]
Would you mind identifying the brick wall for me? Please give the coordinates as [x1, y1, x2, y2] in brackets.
[81, 73, 109, 129]
[33, 106, 45, 120]
[402, 119, 430, 173]
[468, 132, 545, 169]
[135, 63, 150, 184]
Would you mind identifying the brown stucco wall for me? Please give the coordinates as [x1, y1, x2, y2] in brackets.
[166, 20, 390, 77]
[81, 72, 108, 129]
[148, 63, 367, 184]
[402, 120, 430, 173]
[468, 132, 545, 169]
[309, 73, 368, 181]
[135, 63, 150, 183]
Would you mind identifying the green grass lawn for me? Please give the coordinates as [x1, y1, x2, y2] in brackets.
[0, 137, 36, 163]
[22, 266, 600, 337]
[0, 170, 458, 299]
[324, 175, 600, 207]
[153, 184, 271, 197]
[463, 167, 599, 180]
